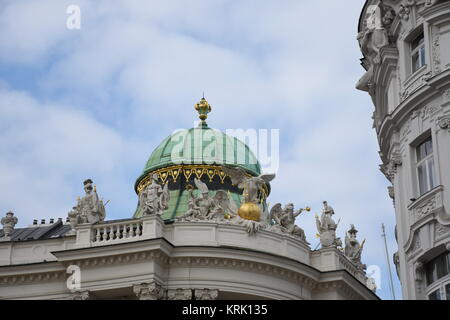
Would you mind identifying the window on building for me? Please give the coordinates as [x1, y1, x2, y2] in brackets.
[411, 32, 426, 73]
[428, 289, 441, 300]
[446, 283, 450, 300]
[416, 137, 436, 196]
[426, 252, 450, 286]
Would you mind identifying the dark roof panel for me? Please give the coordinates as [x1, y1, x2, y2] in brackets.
[0, 221, 73, 242]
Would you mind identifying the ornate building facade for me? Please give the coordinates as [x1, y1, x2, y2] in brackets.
[356, 0, 450, 299]
[0, 99, 377, 300]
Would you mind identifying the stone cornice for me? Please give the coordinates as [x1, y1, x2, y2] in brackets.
[377, 83, 445, 161]
[167, 255, 317, 289]
[314, 270, 378, 300]
[169, 220, 311, 250]
[0, 271, 65, 285]
[420, 1, 450, 21]
[376, 46, 400, 85]
[427, 68, 450, 90]
[51, 238, 174, 264]
[70, 249, 170, 269]
[313, 280, 362, 300]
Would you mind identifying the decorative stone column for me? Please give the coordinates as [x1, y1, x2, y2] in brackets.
[194, 289, 219, 300]
[167, 288, 193, 300]
[133, 281, 164, 300]
[1, 211, 18, 240]
[71, 290, 90, 300]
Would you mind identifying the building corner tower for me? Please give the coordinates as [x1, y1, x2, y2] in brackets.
[356, 0, 450, 299]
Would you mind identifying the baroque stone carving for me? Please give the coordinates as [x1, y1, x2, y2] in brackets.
[398, 3, 411, 20]
[401, 71, 433, 101]
[415, 197, 436, 218]
[222, 167, 275, 217]
[344, 224, 367, 270]
[167, 288, 192, 300]
[366, 277, 377, 292]
[268, 203, 307, 241]
[179, 178, 237, 222]
[68, 179, 106, 230]
[380, 152, 402, 182]
[1, 211, 18, 239]
[393, 251, 400, 277]
[381, 5, 396, 27]
[443, 89, 450, 103]
[425, 0, 439, 8]
[432, 26, 441, 74]
[421, 105, 440, 120]
[133, 281, 164, 300]
[222, 166, 275, 234]
[356, 4, 390, 96]
[194, 289, 218, 300]
[414, 261, 424, 282]
[138, 174, 170, 216]
[388, 186, 395, 200]
[315, 201, 342, 248]
[437, 115, 450, 132]
[435, 222, 450, 239]
[409, 232, 421, 254]
[71, 290, 90, 300]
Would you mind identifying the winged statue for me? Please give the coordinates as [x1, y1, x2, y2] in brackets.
[268, 203, 307, 241]
[222, 167, 275, 203]
[179, 178, 238, 221]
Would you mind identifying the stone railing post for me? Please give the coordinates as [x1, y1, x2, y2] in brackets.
[141, 215, 164, 240]
[75, 223, 93, 247]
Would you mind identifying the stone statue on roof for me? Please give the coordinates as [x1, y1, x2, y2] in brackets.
[67, 179, 106, 229]
[315, 201, 342, 248]
[268, 203, 307, 241]
[1, 211, 18, 239]
[179, 178, 238, 221]
[344, 224, 366, 270]
[222, 167, 275, 204]
[139, 174, 170, 216]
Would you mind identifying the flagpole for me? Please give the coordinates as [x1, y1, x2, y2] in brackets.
[382, 223, 396, 300]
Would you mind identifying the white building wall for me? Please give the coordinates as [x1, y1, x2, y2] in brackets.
[357, 0, 450, 300]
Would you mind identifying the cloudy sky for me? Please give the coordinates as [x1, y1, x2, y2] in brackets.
[0, 0, 402, 299]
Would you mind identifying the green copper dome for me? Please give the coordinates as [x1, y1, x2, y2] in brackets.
[133, 98, 267, 221]
[135, 124, 262, 191]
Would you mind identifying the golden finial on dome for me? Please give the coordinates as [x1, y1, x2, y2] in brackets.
[194, 95, 212, 123]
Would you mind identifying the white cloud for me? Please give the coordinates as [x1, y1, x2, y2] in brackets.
[0, 0, 401, 298]
[0, 88, 146, 223]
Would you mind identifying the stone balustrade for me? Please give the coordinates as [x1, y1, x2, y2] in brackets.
[92, 220, 143, 244]
[74, 215, 164, 248]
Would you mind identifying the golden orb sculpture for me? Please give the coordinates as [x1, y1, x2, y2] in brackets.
[238, 202, 261, 221]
